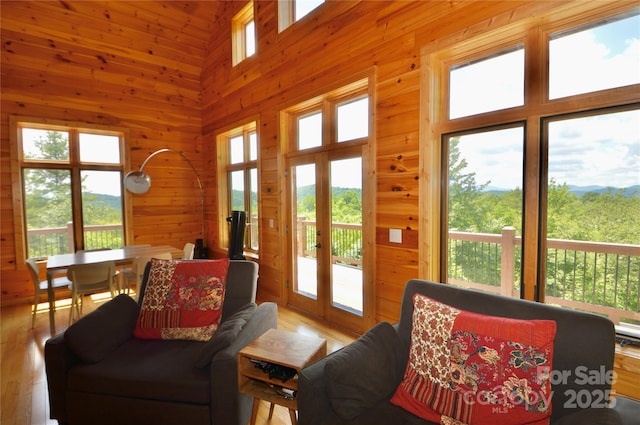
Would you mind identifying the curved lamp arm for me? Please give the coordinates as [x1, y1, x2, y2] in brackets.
[124, 148, 205, 240]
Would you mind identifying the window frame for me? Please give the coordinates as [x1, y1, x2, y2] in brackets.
[232, 1, 255, 66]
[278, 0, 324, 33]
[10, 116, 130, 262]
[216, 120, 259, 255]
[420, 2, 640, 305]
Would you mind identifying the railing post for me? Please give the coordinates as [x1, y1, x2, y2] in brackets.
[66, 221, 74, 252]
[298, 217, 305, 257]
[501, 226, 516, 297]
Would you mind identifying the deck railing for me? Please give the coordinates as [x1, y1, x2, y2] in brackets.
[30, 221, 638, 324]
[27, 223, 123, 257]
[298, 219, 362, 268]
[448, 226, 640, 325]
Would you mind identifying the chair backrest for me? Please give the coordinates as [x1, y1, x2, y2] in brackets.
[26, 258, 41, 288]
[68, 261, 116, 291]
[397, 279, 616, 422]
[131, 253, 172, 275]
[182, 243, 195, 259]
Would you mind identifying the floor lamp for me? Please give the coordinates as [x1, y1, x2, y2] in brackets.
[123, 148, 205, 249]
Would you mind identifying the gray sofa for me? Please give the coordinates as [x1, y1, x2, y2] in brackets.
[45, 260, 277, 425]
[299, 279, 626, 425]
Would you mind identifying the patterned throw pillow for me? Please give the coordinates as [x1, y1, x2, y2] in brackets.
[390, 293, 556, 425]
[134, 258, 230, 341]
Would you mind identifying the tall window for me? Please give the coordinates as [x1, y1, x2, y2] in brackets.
[278, 0, 324, 32]
[232, 1, 255, 66]
[430, 5, 640, 327]
[15, 120, 125, 258]
[219, 122, 259, 253]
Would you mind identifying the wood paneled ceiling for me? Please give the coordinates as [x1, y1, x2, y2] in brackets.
[1, 1, 222, 101]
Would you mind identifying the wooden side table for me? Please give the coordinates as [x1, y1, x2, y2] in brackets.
[238, 328, 327, 425]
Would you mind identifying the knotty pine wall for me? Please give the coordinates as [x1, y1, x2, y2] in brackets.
[1, 1, 218, 304]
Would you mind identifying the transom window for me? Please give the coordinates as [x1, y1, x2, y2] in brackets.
[278, 0, 324, 32]
[232, 1, 255, 66]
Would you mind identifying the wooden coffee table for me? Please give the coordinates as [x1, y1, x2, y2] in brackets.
[238, 328, 327, 425]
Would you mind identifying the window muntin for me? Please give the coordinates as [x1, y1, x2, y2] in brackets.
[449, 47, 524, 119]
[549, 12, 640, 99]
[19, 124, 125, 257]
[337, 97, 369, 142]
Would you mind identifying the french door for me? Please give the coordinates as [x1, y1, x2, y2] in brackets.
[287, 149, 367, 332]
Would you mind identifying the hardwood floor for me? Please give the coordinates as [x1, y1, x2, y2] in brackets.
[0, 294, 357, 425]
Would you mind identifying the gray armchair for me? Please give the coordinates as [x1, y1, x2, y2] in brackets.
[45, 260, 277, 425]
[299, 279, 623, 425]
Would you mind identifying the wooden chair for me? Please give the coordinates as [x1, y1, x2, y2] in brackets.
[120, 253, 173, 294]
[26, 258, 72, 329]
[182, 242, 195, 259]
[67, 261, 118, 324]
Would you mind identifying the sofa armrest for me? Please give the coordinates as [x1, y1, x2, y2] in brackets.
[298, 355, 342, 425]
[44, 333, 81, 423]
[209, 302, 278, 425]
[298, 322, 405, 425]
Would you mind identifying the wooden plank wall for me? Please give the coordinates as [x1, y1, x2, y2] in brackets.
[0, 1, 218, 304]
[199, 0, 571, 324]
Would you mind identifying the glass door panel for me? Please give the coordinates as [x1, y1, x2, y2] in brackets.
[330, 157, 363, 314]
[292, 163, 318, 299]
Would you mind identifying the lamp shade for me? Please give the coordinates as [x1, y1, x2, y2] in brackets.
[123, 170, 152, 194]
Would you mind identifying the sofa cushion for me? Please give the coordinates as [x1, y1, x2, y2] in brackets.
[134, 258, 230, 341]
[391, 293, 556, 425]
[325, 322, 403, 420]
[67, 338, 210, 404]
[194, 302, 257, 368]
[65, 294, 139, 363]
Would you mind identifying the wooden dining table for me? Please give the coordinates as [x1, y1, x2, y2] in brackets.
[45, 245, 184, 335]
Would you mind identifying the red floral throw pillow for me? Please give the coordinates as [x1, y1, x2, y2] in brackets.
[390, 293, 556, 425]
[134, 258, 230, 341]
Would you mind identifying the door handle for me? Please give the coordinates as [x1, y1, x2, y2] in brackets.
[314, 243, 321, 248]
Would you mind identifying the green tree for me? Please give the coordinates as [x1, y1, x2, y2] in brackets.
[447, 137, 490, 232]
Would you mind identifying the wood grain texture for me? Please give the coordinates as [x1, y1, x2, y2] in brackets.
[1, 1, 219, 304]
